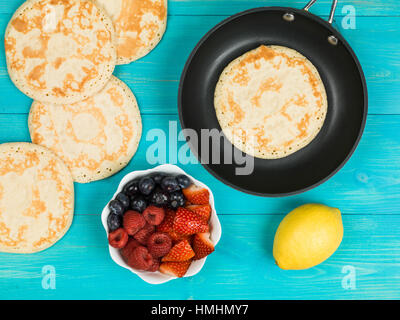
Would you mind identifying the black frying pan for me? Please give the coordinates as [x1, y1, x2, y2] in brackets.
[178, 0, 368, 197]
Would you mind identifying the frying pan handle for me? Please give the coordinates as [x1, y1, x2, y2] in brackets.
[303, 0, 338, 25]
[297, 0, 339, 45]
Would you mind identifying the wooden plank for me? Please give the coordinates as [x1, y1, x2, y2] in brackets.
[0, 15, 399, 115]
[0, 214, 399, 299]
[172, 0, 400, 17]
[0, 0, 398, 17]
[0, 113, 399, 215]
[0, 0, 397, 302]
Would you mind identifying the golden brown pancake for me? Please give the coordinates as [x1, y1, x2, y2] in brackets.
[5, 0, 116, 104]
[28, 76, 142, 183]
[214, 45, 328, 159]
[0, 143, 74, 253]
[95, 0, 167, 64]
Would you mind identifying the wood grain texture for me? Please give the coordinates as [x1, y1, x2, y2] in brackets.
[0, 0, 399, 16]
[0, 214, 399, 300]
[0, 114, 399, 216]
[0, 15, 400, 114]
[0, 0, 399, 300]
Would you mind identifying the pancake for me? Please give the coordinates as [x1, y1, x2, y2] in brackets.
[5, 0, 116, 105]
[95, 0, 167, 64]
[0, 143, 74, 253]
[214, 45, 328, 159]
[28, 76, 142, 183]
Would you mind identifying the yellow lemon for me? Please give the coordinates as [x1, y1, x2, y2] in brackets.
[273, 204, 343, 270]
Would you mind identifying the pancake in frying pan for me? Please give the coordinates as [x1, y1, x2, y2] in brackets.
[0, 143, 74, 253]
[28, 76, 142, 183]
[95, 0, 167, 64]
[214, 45, 328, 159]
[5, 0, 116, 104]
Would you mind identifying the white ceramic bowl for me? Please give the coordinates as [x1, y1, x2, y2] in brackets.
[101, 164, 222, 284]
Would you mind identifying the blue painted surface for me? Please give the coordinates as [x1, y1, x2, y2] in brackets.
[0, 0, 400, 300]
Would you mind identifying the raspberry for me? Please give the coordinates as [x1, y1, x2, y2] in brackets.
[133, 223, 155, 245]
[126, 246, 154, 271]
[147, 258, 160, 272]
[147, 232, 172, 258]
[123, 210, 146, 235]
[108, 228, 128, 249]
[143, 206, 165, 226]
[121, 238, 141, 260]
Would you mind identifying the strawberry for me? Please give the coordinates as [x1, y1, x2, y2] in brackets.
[159, 260, 192, 278]
[173, 207, 209, 235]
[168, 230, 189, 243]
[182, 185, 210, 205]
[162, 239, 195, 262]
[186, 204, 211, 222]
[193, 233, 215, 260]
[157, 208, 175, 233]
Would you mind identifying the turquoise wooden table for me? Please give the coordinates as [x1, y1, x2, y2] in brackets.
[1, 0, 400, 300]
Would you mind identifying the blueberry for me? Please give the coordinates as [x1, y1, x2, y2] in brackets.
[139, 177, 156, 196]
[131, 195, 147, 213]
[169, 191, 186, 209]
[107, 213, 122, 232]
[161, 176, 180, 193]
[123, 180, 139, 196]
[176, 174, 192, 189]
[150, 188, 170, 207]
[108, 199, 124, 216]
[151, 172, 166, 185]
[116, 192, 129, 210]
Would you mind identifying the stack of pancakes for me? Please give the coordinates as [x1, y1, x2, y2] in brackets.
[1, 0, 168, 253]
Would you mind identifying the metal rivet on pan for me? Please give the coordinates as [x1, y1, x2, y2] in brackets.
[283, 13, 295, 22]
[328, 35, 339, 46]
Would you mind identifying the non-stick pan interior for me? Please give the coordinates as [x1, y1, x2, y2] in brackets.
[179, 7, 367, 196]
